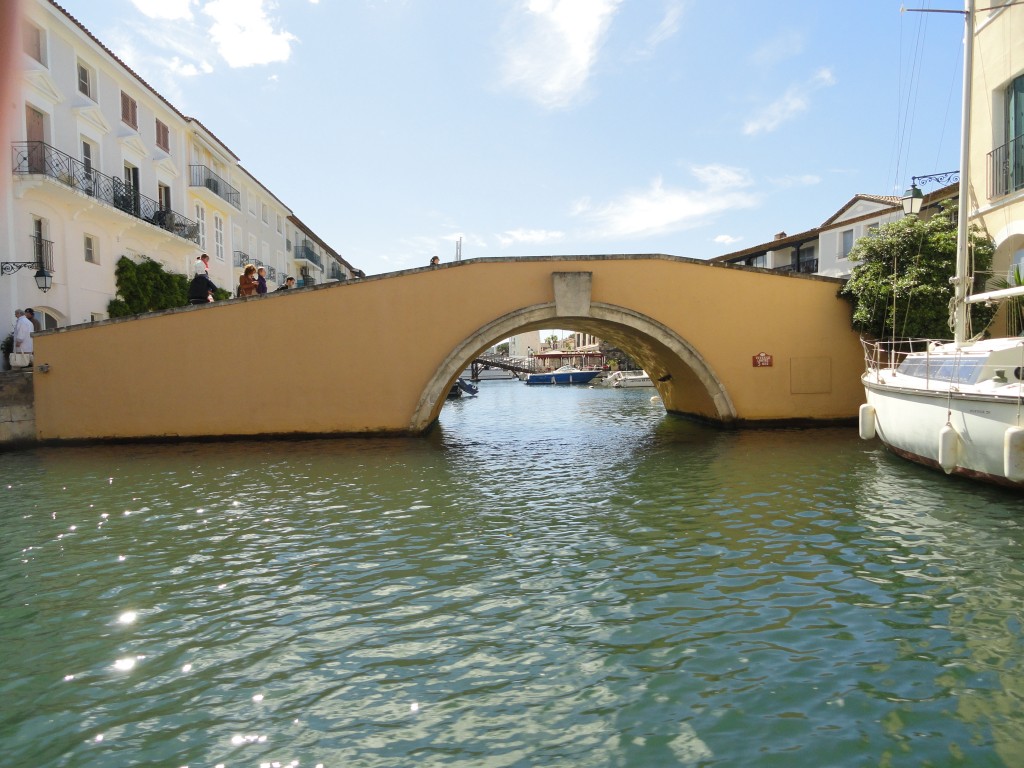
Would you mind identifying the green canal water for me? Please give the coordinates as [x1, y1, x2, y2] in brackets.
[2, 381, 1023, 767]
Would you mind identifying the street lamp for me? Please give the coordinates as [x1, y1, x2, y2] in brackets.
[901, 171, 959, 217]
[1, 262, 53, 293]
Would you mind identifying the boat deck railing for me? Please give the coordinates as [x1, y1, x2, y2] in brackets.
[862, 337, 950, 386]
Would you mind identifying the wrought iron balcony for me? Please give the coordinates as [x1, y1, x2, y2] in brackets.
[987, 133, 1024, 199]
[190, 164, 241, 209]
[12, 141, 200, 244]
[28, 234, 54, 272]
[233, 250, 251, 268]
[293, 241, 323, 270]
[774, 258, 819, 274]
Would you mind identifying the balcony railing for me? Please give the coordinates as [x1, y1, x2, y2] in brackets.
[190, 164, 241, 209]
[988, 133, 1024, 199]
[293, 241, 323, 270]
[233, 250, 274, 278]
[12, 141, 200, 244]
[774, 258, 818, 274]
[29, 235, 54, 272]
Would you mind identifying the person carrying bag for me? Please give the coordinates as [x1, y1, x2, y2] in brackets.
[11, 311, 34, 368]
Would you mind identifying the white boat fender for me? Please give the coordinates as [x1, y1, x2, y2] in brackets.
[858, 404, 876, 440]
[938, 424, 960, 474]
[1004, 427, 1024, 482]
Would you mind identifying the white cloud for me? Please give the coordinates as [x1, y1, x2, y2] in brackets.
[643, 1, 685, 54]
[203, 0, 297, 68]
[743, 68, 836, 136]
[501, 0, 622, 109]
[572, 165, 758, 239]
[498, 228, 566, 248]
[130, 0, 195, 21]
[714, 234, 741, 245]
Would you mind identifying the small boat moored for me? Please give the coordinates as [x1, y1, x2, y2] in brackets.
[611, 370, 653, 388]
[525, 365, 601, 386]
[447, 377, 479, 398]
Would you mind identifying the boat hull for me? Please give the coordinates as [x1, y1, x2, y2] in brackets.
[525, 370, 601, 385]
[863, 375, 1024, 488]
[613, 374, 653, 388]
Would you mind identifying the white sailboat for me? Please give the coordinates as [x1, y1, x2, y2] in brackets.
[859, 0, 1024, 488]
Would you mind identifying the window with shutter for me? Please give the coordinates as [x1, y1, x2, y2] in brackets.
[120, 91, 138, 129]
[156, 119, 169, 151]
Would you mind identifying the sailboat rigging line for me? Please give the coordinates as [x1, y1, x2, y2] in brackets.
[944, 347, 962, 426]
[893, 8, 930, 195]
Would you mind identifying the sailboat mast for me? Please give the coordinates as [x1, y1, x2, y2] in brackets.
[953, 0, 974, 346]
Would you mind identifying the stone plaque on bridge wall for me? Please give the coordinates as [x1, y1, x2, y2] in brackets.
[789, 356, 832, 394]
[552, 272, 592, 317]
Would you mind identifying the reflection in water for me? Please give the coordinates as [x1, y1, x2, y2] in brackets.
[1, 383, 1023, 766]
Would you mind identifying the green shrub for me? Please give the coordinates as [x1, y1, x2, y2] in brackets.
[107, 256, 190, 317]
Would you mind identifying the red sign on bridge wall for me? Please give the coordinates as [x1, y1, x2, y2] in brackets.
[752, 352, 773, 367]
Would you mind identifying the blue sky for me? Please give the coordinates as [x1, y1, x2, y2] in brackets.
[57, 0, 968, 276]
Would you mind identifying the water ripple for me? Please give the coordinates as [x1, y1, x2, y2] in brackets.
[1, 386, 1023, 765]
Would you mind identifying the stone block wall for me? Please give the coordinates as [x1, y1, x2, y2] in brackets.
[0, 371, 36, 445]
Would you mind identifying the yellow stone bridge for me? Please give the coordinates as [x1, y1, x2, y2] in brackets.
[32, 255, 865, 442]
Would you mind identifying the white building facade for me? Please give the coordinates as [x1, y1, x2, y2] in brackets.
[3, 0, 356, 333]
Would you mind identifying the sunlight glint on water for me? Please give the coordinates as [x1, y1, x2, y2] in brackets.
[1, 382, 1023, 766]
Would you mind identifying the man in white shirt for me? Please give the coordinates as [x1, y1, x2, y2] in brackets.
[14, 310, 33, 355]
[194, 253, 211, 276]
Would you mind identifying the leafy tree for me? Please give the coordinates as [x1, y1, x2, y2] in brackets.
[839, 202, 996, 339]
[107, 256, 230, 316]
[496, 341, 510, 356]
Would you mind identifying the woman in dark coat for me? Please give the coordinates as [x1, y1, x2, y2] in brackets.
[188, 270, 218, 305]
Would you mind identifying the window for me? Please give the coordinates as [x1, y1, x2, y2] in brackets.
[276, 213, 283, 234]
[214, 214, 224, 262]
[84, 234, 97, 264]
[247, 192, 256, 216]
[158, 183, 171, 211]
[261, 203, 269, 224]
[121, 163, 140, 214]
[155, 119, 169, 152]
[841, 229, 854, 258]
[77, 61, 94, 98]
[120, 91, 138, 129]
[796, 245, 817, 273]
[34, 309, 60, 331]
[1010, 248, 1024, 285]
[23, 22, 45, 64]
[195, 204, 206, 249]
[81, 138, 95, 178]
[1004, 74, 1024, 194]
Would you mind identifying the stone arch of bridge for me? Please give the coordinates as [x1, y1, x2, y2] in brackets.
[409, 301, 738, 433]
